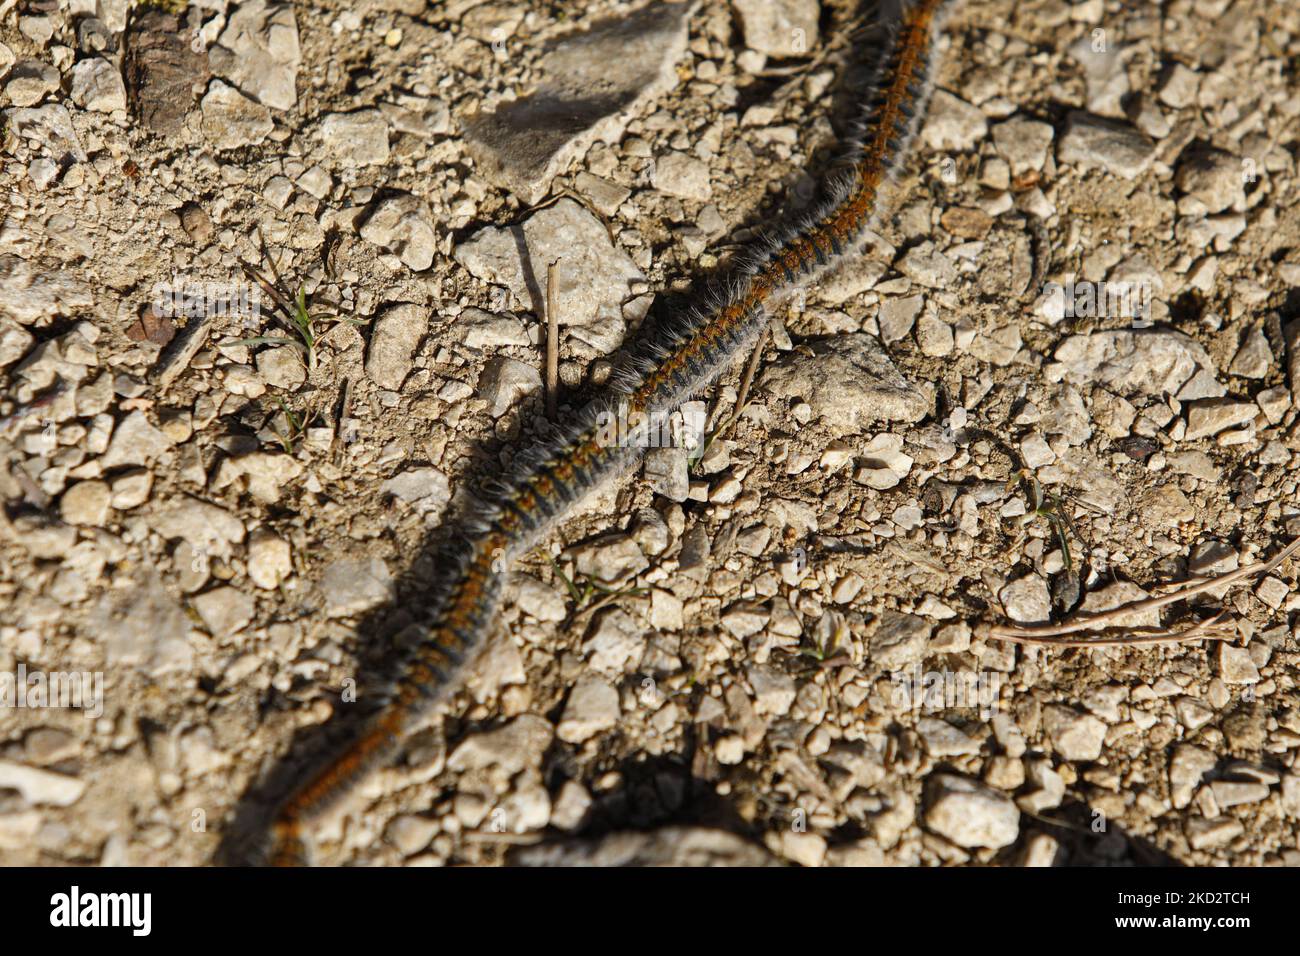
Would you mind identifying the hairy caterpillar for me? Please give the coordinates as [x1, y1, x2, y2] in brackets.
[267, 0, 950, 865]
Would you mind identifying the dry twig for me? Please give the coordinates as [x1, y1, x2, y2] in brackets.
[545, 259, 560, 420]
[983, 536, 1300, 647]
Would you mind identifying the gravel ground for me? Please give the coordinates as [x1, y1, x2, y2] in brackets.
[1, 0, 1299, 867]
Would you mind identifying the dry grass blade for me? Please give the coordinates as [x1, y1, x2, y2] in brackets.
[545, 259, 560, 420]
[984, 536, 1300, 646]
[691, 322, 770, 470]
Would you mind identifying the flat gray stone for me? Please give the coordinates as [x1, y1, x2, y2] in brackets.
[147, 496, 246, 561]
[1176, 145, 1244, 214]
[653, 150, 711, 201]
[924, 773, 1019, 849]
[318, 556, 393, 618]
[1169, 744, 1216, 809]
[455, 198, 644, 359]
[200, 80, 274, 149]
[761, 333, 931, 435]
[1058, 110, 1156, 179]
[317, 109, 390, 168]
[878, 294, 924, 343]
[70, 57, 127, 112]
[99, 410, 171, 470]
[0, 254, 93, 324]
[359, 193, 436, 271]
[1068, 35, 1129, 116]
[208, 0, 300, 110]
[380, 466, 451, 519]
[1053, 328, 1219, 399]
[6, 59, 59, 107]
[1184, 399, 1257, 440]
[917, 718, 982, 757]
[644, 447, 690, 502]
[2, 103, 86, 164]
[478, 356, 541, 417]
[868, 611, 932, 668]
[192, 586, 256, 636]
[93, 571, 194, 677]
[0, 761, 86, 807]
[733, 0, 820, 57]
[921, 90, 987, 152]
[448, 715, 554, 775]
[459, 308, 531, 348]
[465, 2, 695, 203]
[583, 608, 647, 675]
[1043, 705, 1107, 761]
[999, 574, 1051, 624]
[365, 302, 427, 389]
[556, 676, 620, 743]
[246, 529, 292, 589]
[992, 115, 1055, 175]
[1228, 323, 1271, 379]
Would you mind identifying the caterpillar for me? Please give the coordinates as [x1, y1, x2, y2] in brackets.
[266, 0, 950, 865]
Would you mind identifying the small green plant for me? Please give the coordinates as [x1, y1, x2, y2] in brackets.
[544, 553, 646, 612]
[1011, 468, 1079, 573]
[236, 235, 368, 372]
[269, 397, 311, 454]
[790, 612, 849, 670]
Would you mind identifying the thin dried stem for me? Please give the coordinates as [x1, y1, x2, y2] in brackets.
[545, 259, 560, 420]
[734, 323, 770, 418]
[985, 536, 1300, 646]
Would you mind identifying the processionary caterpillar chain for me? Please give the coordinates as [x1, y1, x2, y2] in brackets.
[267, 0, 951, 865]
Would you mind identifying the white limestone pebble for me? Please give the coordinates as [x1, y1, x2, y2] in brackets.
[924, 773, 1020, 849]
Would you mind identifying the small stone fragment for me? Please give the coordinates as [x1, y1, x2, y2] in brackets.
[448, 715, 553, 775]
[5, 59, 59, 107]
[1176, 145, 1245, 214]
[653, 150, 711, 201]
[1043, 705, 1107, 761]
[318, 557, 393, 618]
[1057, 111, 1156, 179]
[868, 611, 932, 668]
[208, 0, 300, 110]
[70, 57, 127, 112]
[0, 761, 86, 807]
[465, 2, 694, 203]
[922, 90, 987, 152]
[359, 194, 436, 271]
[734, 0, 819, 57]
[365, 303, 427, 389]
[762, 334, 930, 434]
[60, 480, 111, 526]
[246, 529, 292, 590]
[454, 199, 643, 359]
[317, 109, 390, 167]
[557, 676, 620, 744]
[992, 116, 1055, 175]
[999, 575, 1051, 624]
[201, 80, 274, 149]
[924, 773, 1019, 849]
[478, 357, 542, 417]
[192, 586, 256, 636]
[381, 467, 451, 519]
